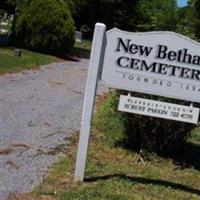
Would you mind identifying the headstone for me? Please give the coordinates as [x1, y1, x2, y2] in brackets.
[15, 49, 22, 57]
[75, 31, 82, 43]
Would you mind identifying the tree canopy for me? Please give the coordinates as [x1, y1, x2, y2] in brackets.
[13, 0, 75, 53]
[69, 0, 179, 36]
[135, 0, 178, 31]
[2, 0, 200, 43]
[1, 0, 16, 13]
[70, 0, 139, 34]
[187, 0, 200, 39]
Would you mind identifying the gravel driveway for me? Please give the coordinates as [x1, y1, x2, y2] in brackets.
[0, 59, 108, 200]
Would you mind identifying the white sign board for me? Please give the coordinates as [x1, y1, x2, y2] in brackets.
[118, 95, 199, 124]
[75, 23, 200, 183]
[102, 29, 200, 103]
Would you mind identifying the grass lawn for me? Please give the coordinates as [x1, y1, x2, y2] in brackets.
[0, 47, 60, 75]
[0, 40, 92, 75]
[13, 127, 199, 200]
[72, 40, 92, 58]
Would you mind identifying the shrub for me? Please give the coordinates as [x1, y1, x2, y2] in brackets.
[93, 91, 127, 147]
[13, 0, 75, 54]
[94, 91, 198, 154]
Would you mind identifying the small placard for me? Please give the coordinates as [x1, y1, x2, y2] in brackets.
[118, 95, 199, 124]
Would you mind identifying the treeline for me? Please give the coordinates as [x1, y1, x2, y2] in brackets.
[70, 0, 199, 40]
[70, 0, 178, 33]
[1, 0, 200, 51]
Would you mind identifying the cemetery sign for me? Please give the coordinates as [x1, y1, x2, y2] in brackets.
[74, 23, 200, 183]
[102, 29, 200, 103]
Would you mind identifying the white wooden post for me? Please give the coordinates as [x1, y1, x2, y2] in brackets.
[74, 23, 106, 182]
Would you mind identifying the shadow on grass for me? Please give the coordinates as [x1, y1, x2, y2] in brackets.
[0, 35, 91, 61]
[161, 141, 200, 171]
[85, 173, 200, 196]
[72, 47, 91, 59]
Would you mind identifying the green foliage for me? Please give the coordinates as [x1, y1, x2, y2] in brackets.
[0, 9, 4, 17]
[71, 0, 179, 35]
[187, 0, 200, 40]
[71, 0, 139, 35]
[188, 127, 200, 143]
[93, 91, 127, 147]
[94, 91, 197, 154]
[1, 0, 31, 11]
[13, 0, 75, 54]
[1, 0, 16, 13]
[136, 0, 178, 31]
[176, 7, 194, 38]
[176, 0, 200, 40]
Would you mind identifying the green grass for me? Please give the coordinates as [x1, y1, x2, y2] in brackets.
[72, 39, 92, 58]
[31, 129, 200, 200]
[74, 39, 92, 50]
[31, 94, 200, 200]
[92, 91, 127, 147]
[0, 40, 92, 75]
[0, 47, 60, 74]
[189, 127, 200, 143]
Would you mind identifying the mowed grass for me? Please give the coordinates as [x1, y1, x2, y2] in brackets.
[72, 39, 92, 58]
[31, 128, 200, 200]
[0, 47, 60, 75]
[0, 40, 92, 75]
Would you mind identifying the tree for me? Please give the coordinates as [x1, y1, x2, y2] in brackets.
[176, 6, 195, 38]
[70, 0, 139, 36]
[187, 0, 200, 40]
[135, 0, 178, 31]
[0, 0, 30, 13]
[1, 0, 16, 13]
[71, 0, 179, 37]
[13, 0, 75, 54]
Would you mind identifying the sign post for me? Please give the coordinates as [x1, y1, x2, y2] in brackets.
[74, 23, 200, 182]
[74, 23, 106, 182]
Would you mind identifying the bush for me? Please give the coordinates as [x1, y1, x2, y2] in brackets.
[13, 0, 75, 54]
[93, 91, 127, 147]
[94, 91, 198, 154]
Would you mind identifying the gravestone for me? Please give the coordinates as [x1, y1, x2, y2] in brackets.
[75, 31, 82, 43]
[15, 49, 22, 57]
